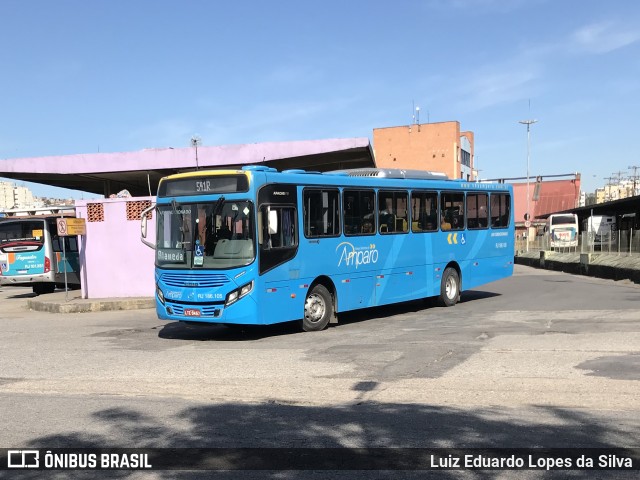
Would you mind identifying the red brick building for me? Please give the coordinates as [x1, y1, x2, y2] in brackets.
[373, 121, 475, 180]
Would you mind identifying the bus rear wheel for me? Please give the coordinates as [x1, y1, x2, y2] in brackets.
[33, 282, 55, 295]
[438, 267, 460, 307]
[301, 284, 333, 332]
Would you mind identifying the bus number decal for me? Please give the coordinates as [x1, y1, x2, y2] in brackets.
[336, 242, 379, 269]
[196, 180, 212, 192]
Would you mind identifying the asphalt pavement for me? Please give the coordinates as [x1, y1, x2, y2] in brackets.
[0, 265, 638, 479]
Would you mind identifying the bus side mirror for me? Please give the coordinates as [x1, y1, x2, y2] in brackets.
[140, 205, 155, 249]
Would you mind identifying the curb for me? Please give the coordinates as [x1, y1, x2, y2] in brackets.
[515, 254, 640, 284]
[27, 297, 155, 314]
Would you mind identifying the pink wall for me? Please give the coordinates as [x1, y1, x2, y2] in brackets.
[75, 197, 156, 298]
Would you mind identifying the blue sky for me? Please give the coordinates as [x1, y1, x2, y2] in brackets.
[1, 0, 639, 199]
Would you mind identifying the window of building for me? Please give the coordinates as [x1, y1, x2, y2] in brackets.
[461, 149, 471, 167]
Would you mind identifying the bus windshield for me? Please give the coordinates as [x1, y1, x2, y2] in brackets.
[551, 215, 577, 226]
[0, 220, 45, 250]
[155, 200, 255, 269]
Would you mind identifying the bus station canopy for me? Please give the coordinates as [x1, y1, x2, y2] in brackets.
[1, 138, 374, 197]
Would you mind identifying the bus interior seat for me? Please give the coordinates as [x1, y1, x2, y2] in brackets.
[380, 214, 395, 232]
[395, 218, 407, 232]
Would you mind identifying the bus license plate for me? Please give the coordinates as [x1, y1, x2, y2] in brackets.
[184, 309, 201, 317]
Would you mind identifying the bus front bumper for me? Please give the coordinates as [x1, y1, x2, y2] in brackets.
[156, 294, 260, 325]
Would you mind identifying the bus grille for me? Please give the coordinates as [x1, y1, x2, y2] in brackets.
[160, 273, 230, 288]
[170, 304, 222, 317]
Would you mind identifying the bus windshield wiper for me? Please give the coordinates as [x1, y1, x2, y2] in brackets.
[213, 196, 226, 216]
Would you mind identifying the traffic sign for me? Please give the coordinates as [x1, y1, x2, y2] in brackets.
[524, 220, 532, 228]
[57, 218, 86, 236]
[56, 218, 67, 236]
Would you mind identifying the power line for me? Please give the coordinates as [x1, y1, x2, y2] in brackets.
[629, 165, 640, 195]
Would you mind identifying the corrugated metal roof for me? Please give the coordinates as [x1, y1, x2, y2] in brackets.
[512, 178, 581, 224]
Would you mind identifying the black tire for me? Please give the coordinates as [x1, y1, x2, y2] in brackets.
[301, 284, 333, 332]
[438, 267, 460, 307]
[33, 282, 55, 295]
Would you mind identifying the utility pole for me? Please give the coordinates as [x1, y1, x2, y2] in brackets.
[604, 176, 615, 202]
[612, 170, 625, 183]
[612, 171, 626, 200]
[629, 165, 640, 196]
[190, 135, 202, 170]
[519, 119, 537, 252]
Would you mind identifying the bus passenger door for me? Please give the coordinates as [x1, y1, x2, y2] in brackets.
[51, 235, 81, 286]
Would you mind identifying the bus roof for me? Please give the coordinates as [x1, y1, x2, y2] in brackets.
[0, 206, 75, 217]
[325, 168, 448, 180]
[157, 166, 511, 195]
[161, 165, 509, 190]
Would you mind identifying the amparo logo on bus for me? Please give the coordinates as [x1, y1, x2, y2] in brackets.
[336, 242, 379, 269]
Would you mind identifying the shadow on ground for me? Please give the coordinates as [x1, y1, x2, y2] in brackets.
[158, 289, 501, 342]
[15, 401, 639, 479]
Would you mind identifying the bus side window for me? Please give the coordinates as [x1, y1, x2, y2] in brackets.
[261, 206, 297, 249]
[379, 194, 395, 233]
[379, 190, 408, 234]
[490, 193, 511, 228]
[411, 191, 438, 232]
[441, 192, 464, 231]
[303, 188, 340, 238]
[466, 193, 488, 230]
[344, 189, 375, 236]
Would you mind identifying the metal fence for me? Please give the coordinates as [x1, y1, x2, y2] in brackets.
[515, 229, 640, 256]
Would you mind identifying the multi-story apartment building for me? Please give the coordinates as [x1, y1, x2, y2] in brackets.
[0, 182, 13, 209]
[13, 185, 35, 208]
[372, 121, 475, 180]
[595, 180, 639, 204]
[0, 181, 36, 210]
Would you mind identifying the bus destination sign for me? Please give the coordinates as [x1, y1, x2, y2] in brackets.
[159, 175, 249, 197]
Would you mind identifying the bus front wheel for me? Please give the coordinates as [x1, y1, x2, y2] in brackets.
[301, 284, 333, 332]
[438, 267, 460, 307]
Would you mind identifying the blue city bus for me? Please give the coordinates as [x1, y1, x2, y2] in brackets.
[141, 166, 514, 331]
[0, 213, 81, 294]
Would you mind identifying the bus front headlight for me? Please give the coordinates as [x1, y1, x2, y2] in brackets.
[225, 281, 253, 307]
[156, 285, 165, 305]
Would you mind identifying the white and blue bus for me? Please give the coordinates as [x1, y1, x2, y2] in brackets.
[546, 213, 579, 249]
[0, 213, 81, 294]
[141, 166, 514, 331]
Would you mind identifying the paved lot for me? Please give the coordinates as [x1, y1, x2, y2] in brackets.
[0, 265, 638, 478]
